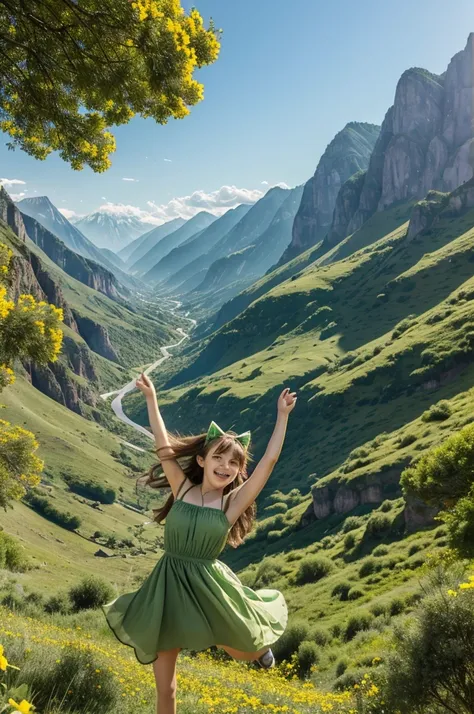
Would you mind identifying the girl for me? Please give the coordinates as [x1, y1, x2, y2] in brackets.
[102, 373, 297, 714]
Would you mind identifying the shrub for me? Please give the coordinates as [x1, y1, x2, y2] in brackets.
[264, 501, 288, 515]
[343, 533, 356, 550]
[442, 484, 474, 557]
[380, 499, 394, 512]
[0, 531, 29, 571]
[389, 597, 405, 616]
[359, 558, 377, 578]
[383, 567, 474, 713]
[15, 646, 118, 713]
[373, 545, 389, 557]
[398, 433, 418, 448]
[408, 543, 422, 556]
[62, 474, 116, 504]
[25, 591, 44, 607]
[347, 587, 364, 601]
[344, 612, 374, 641]
[254, 559, 282, 587]
[272, 621, 309, 661]
[334, 667, 366, 691]
[335, 658, 349, 677]
[421, 400, 452, 423]
[23, 493, 81, 530]
[332, 581, 351, 601]
[330, 623, 342, 638]
[297, 641, 319, 677]
[370, 602, 388, 617]
[308, 626, 328, 647]
[68, 575, 114, 612]
[365, 513, 391, 538]
[342, 516, 362, 533]
[44, 592, 70, 615]
[295, 555, 334, 585]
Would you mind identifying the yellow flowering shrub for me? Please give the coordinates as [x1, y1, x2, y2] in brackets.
[0, 244, 63, 509]
[0, 1, 220, 172]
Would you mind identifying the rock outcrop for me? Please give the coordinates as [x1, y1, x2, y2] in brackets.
[407, 175, 474, 240]
[0, 187, 27, 242]
[331, 34, 474, 241]
[277, 122, 380, 264]
[22, 213, 120, 300]
[72, 312, 119, 362]
[308, 464, 406, 520]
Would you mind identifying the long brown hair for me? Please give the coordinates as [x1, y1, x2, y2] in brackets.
[136, 429, 256, 547]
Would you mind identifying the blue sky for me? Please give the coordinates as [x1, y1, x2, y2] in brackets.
[1, 0, 473, 224]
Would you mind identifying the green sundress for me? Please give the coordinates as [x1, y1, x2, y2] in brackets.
[101, 481, 288, 665]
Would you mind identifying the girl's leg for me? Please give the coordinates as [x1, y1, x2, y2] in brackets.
[152, 647, 181, 714]
[219, 644, 271, 662]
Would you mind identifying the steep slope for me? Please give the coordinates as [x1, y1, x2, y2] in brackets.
[158, 186, 291, 295]
[121, 217, 185, 267]
[17, 196, 140, 290]
[145, 204, 251, 286]
[132, 212, 216, 277]
[75, 210, 148, 251]
[1, 191, 186, 415]
[125, 179, 474, 512]
[333, 33, 474, 240]
[191, 186, 304, 299]
[99, 248, 126, 270]
[276, 122, 380, 265]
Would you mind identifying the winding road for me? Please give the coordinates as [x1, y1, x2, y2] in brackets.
[100, 297, 196, 451]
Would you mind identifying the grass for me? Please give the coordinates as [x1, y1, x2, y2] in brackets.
[0, 606, 361, 714]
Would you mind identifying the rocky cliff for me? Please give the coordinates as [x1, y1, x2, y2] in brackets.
[21, 213, 121, 300]
[277, 122, 380, 265]
[331, 33, 474, 241]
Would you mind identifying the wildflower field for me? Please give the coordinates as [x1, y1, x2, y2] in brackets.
[0, 606, 369, 714]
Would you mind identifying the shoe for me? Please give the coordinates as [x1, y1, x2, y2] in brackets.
[256, 648, 275, 669]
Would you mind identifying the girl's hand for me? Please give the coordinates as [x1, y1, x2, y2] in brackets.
[277, 387, 297, 415]
[136, 372, 156, 399]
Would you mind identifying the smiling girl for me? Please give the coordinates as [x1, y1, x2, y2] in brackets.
[102, 373, 296, 714]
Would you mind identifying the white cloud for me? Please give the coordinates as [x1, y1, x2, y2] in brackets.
[122, 177, 138, 182]
[261, 180, 269, 185]
[10, 192, 26, 201]
[59, 208, 80, 220]
[101, 196, 106, 200]
[164, 158, 172, 162]
[0, 178, 26, 187]
[79, 182, 290, 228]
[146, 185, 265, 223]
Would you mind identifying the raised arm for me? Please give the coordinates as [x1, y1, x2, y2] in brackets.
[225, 387, 297, 526]
[136, 373, 185, 496]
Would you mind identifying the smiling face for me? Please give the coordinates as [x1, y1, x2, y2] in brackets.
[196, 437, 246, 492]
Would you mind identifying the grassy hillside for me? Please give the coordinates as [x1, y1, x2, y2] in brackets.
[1, 375, 161, 593]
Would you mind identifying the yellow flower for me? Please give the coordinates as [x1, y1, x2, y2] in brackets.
[447, 589, 458, 597]
[0, 643, 8, 670]
[8, 699, 34, 713]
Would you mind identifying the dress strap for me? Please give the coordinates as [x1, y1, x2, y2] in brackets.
[176, 480, 196, 502]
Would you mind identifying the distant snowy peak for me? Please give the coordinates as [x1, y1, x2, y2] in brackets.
[75, 210, 149, 251]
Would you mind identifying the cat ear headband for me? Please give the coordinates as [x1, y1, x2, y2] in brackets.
[204, 420, 251, 450]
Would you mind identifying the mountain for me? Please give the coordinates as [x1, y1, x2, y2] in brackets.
[133, 211, 217, 277]
[17, 196, 142, 290]
[143, 204, 251, 286]
[1, 187, 185, 416]
[99, 248, 126, 271]
[74, 210, 149, 251]
[277, 122, 380, 266]
[188, 186, 304, 308]
[18, 196, 102, 259]
[329, 34, 474, 242]
[158, 186, 291, 294]
[121, 217, 186, 268]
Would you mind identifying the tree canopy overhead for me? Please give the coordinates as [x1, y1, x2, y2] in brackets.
[0, 0, 220, 171]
